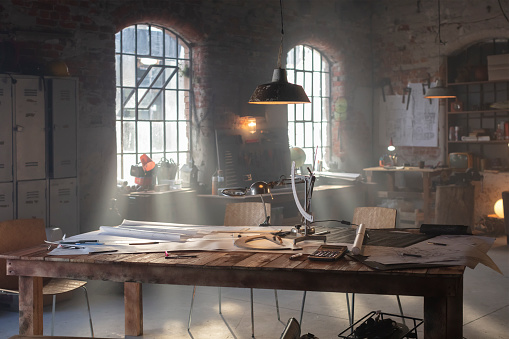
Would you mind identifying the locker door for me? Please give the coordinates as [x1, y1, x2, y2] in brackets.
[0, 182, 14, 221]
[17, 180, 46, 221]
[49, 178, 78, 236]
[0, 77, 13, 182]
[14, 77, 46, 180]
[49, 78, 77, 178]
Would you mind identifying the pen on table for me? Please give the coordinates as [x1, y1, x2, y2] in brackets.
[129, 241, 159, 245]
[400, 252, 422, 258]
[428, 241, 447, 246]
[60, 240, 103, 245]
[165, 255, 198, 259]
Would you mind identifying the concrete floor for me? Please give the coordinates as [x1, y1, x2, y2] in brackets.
[1, 236, 508, 339]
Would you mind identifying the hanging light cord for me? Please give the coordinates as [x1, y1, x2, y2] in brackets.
[277, 0, 284, 69]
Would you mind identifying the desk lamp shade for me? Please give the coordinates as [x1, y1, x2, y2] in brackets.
[140, 154, 156, 172]
[249, 181, 271, 195]
[249, 68, 310, 104]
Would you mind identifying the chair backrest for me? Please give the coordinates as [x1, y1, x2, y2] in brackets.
[224, 202, 271, 226]
[352, 207, 397, 229]
[0, 219, 47, 290]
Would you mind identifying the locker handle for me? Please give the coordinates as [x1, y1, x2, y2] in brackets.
[14, 125, 24, 132]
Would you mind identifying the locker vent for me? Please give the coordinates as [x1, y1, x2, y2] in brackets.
[60, 90, 71, 101]
[24, 89, 38, 97]
[25, 190, 39, 203]
[25, 161, 39, 167]
[0, 193, 5, 202]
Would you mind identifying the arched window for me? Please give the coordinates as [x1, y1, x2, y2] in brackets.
[115, 24, 192, 182]
[287, 45, 331, 167]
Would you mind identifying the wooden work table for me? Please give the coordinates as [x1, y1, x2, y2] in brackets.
[3, 244, 465, 338]
[363, 167, 448, 225]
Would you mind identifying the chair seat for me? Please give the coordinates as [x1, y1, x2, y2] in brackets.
[1, 279, 87, 296]
[42, 279, 87, 296]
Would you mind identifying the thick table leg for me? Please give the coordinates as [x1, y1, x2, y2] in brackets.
[424, 292, 463, 338]
[125, 282, 143, 336]
[19, 276, 43, 335]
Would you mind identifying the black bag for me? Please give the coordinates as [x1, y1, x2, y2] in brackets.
[130, 163, 145, 177]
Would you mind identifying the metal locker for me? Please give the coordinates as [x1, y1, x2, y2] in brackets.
[0, 182, 14, 221]
[49, 178, 78, 236]
[14, 77, 46, 180]
[48, 78, 77, 178]
[17, 180, 47, 221]
[0, 77, 13, 182]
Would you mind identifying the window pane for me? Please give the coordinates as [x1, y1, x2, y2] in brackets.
[179, 61, 190, 89]
[151, 26, 163, 57]
[152, 122, 164, 152]
[122, 55, 136, 87]
[165, 90, 177, 119]
[165, 32, 177, 58]
[116, 88, 121, 119]
[123, 154, 136, 179]
[116, 121, 122, 153]
[122, 121, 136, 152]
[313, 73, 321, 96]
[304, 72, 312, 97]
[115, 33, 121, 53]
[296, 122, 304, 146]
[295, 45, 304, 69]
[137, 24, 149, 55]
[304, 123, 313, 147]
[313, 50, 321, 70]
[296, 103, 304, 121]
[287, 49, 295, 69]
[137, 121, 151, 153]
[287, 69, 295, 84]
[115, 55, 121, 85]
[304, 101, 312, 121]
[165, 122, 177, 151]
[122, 26, 135, 53]
[178, 121, 189, 151]
[313, 100, 322, 122]
[304, 46, 313, 69]
[314, 123, 322, 147]
[148, 93, 163, 120]
[288, 105, 295, 122]
[178, 91, 187, 120]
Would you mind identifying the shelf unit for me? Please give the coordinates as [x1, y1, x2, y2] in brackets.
[446, 39, 509, 171]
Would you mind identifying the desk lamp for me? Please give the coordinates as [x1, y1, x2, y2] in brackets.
[290, 161, 326, 244]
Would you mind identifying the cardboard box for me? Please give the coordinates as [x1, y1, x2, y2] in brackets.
[487, 54, 509, 81]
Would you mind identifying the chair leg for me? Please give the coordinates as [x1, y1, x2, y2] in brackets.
[188, 285, 196, 331]
[351, 293, 355, 325]
[299, 291, 306, 326]
[396, 295, 405, 324]
[80, 285, 94, 338]
[51, 294, 56, 336]
[250, 288, 254, 338]
[345, 293, 352, 326]
[218, 287, 222, 314]
[274, 289, 280, 321]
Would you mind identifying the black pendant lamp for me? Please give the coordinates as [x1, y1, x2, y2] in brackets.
[249, 0, 310, 105]
[424, 0, 456, 99]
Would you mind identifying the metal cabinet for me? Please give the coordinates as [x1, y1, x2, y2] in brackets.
[0, 76, 79, 235]
[14, 77, 46, 180]
[0, 77, 13, 182]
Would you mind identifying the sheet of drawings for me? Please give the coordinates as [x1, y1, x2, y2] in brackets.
[379, 83, 438, 147]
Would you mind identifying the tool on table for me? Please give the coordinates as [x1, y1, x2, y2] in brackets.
[308, 245, 347, 261]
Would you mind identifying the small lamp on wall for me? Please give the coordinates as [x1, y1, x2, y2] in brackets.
[247, 117, 257, 134]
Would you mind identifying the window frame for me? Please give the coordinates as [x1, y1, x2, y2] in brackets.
[286, 44, 332, 167]
[115, 23, 193, 182]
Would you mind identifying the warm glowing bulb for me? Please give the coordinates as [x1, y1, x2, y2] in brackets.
[494, 199, 504, 218]
[247, 118, 256, 134]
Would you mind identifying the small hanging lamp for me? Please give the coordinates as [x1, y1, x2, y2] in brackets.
[249, 0, 310, 105]
[424, 0, 456, 99]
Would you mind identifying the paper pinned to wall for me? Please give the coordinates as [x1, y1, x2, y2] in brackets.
[379, 83, 438, 147]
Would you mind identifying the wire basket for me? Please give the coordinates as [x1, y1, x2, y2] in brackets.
[338, 311, 423, 339]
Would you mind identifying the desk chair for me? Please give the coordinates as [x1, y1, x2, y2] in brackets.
[188, 202, 279, 338]
[299, 207, 403, 326]
[0, 219, 94, 337]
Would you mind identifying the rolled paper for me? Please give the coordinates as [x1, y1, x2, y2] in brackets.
[351, 223, 366, 255]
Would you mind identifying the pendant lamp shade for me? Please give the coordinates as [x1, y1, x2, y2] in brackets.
[424, 79, 456, 99]
[249, 68, 310, 104]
